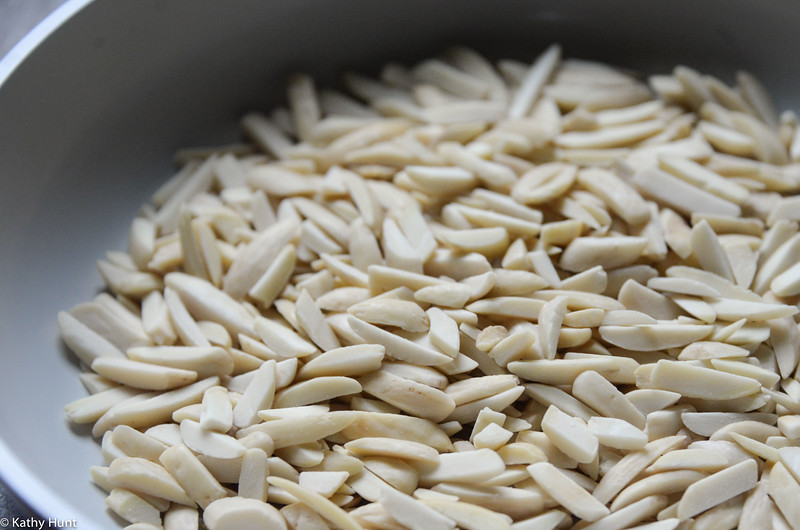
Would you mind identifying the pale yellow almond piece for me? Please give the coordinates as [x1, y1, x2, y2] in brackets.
[274, 376, 362, 408]
[767, 462, 800, 529]
[377, 483, 456, 530]
[140, 291, 177, 346]
[526, 249, 561, 287]
[709, 420, 781, 443]
[349, 298, 429, 333]
[677, 459, 758, 520]
[573, 371, 646, 429]
[753, 233, 800, 294]
[778, 416, 800, 439]
[345, 437, 440, 464]
[698, 120, 756, 156]
[563, 308, 605, 328]
[437, 227, 509, 259]
[232, 360, 276, 428]
[348, 315, 452, 366]
[709, 358, 780, 387]
[203, 496, 287, 530]
[108, 456, 195, 506]
[437, 141, 516, 189]
[163, 504, 200, 530]
[527, 461, 609, 522]
[536, 296, 567, 360]
[625, 389, 681, 416]
[524, 383, 596, 421]
[599, 324, 712, 351]
[340, 411, 452, 452]
[473, 423, 514, 451]
[381, 362, 448, 390]
[316, 287, 371, 312]
[295, 289, 340, 351]
[602, 309, 658, 326]
[541, 405, 598, 464]
[247, 243, 296, 308]
[70, 297, 152, 351]
[296, 344, 384, 380]
[651, 360, 760, 399]
[587, 416, 648, 451]
[298, 470, 349, 498]
[648, 448, 729, 472]
[359, 370, 454, 422]
[105, 488, 162, 527]
[466, 297, 545, 320]
[92, 357, 197, 391]
[559, 265, 607, 294]
[509, 355, 639, 385]
[779, 446, 800, 483]
[690, 220, 735, 282]
[706, 297, 798, 321]
[584, 495, 669, 530]
[180, 419, 245, 459]
[426, 308, 459, 358]
[269, 475, 362, 530]
[65, 386, 142, 424]
[560, 236, 648, 273]
[646, 276, 719, 297]
[512, 163, 577, 205]
[507, 44, 561, 118]
[729, 432, 779, 462]
[444, 374, 520, 406]
[577, 167, 651, 224]
[508, 510, 568, 530]
[453, 204, 541, 238]
[110, 425, 168, 462]
[239, 411, 356, 449]
[414, 283, 472, 309]
[490, 270, 549, 297]
[127, 346, 234, 379]
[432, 481, 545, 521]
[488, 327, 536, 367]
[419, 448, 505, 487]
[659, 155, 750, 204]
[593, 435, 687, 504]
[771, 261, 800, 296]
[159, 444, 227, 509]
[632, 167, 741, 217]
[677, 341, 749, 360]
[405, 165, 478, 195]
[557, 120, 663, 149]
[421, 499, 512, 530]
[362, 455, 418, 495]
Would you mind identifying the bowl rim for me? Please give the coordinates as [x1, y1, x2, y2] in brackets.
[0, 3, 106, 526]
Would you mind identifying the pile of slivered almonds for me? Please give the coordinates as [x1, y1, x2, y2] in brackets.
[60, 44, 800, 530]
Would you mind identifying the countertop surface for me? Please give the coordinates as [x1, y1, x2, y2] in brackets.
[1, 3, 69, 525]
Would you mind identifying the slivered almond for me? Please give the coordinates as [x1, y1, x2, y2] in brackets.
[349, 298, 429, 333]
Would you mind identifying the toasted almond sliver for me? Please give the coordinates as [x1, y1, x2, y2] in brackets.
[527, 461, 609, 522]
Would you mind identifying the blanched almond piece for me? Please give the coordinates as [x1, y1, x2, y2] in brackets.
[203, 496, 287, 530]
[418, 448, 505, 487]
[573, 371, 646, 429]
[414, 282, 473, 308]
[349, 298, 429, 333]
[577, 168, 651, 224]
[541, 405, 598, 464]
[274, 376, 362, 408]
[537, 296, 567, 360]
[159, 444, 228, 509]
[648, 448, 729, 473]
[109, 424, 168, 462]
[453, 204, 541, 238]
[268, 476, 362, 530]
[527, 461, 609, 522]
[444, 374, 520, 406]
[248, 244, 297, 307]
[447, 386, 525, 424]
[767, 462, 800, 529]
[512, 163, 577, 205]
[296, 344, 384, 380]
[295, 289, 340, 351]
[632, 167, 741, 217]
[508, 44, 561, 118]
[559, 236, 648, 272]
[348, 315, 452, 366]
[378, 483, 456, 530]
[438, 141, 517, 189]
[421, 499, 512, 530]
[466, 297, 544, 320]
[651, 360, 760, 399]
[587, 417, 648, 451]
[141, 291, 177, 346]
[180, 419, 245, 459]
[677, 341, 749, 360]
[65, 386, 141, 424]
[691, 220, 735, 282]
[108, 456, 195, 506]
[509, 355, 638, 385]
[426, 308, 460, 358]
[360, 371, 454, 422]
[239, 411, 356, 449]
[233, 360, 276, 428]
[127, 346, 234, 379]
[771, 261, 800, 296]
[599, 324, 712, 351]
[437, 227, 510, 259]
[105, 488, 162, 527]
[706, 297, 798, 321]
[677, 459, 758, 520]
[92, 357, 197, 391]
[100, 377, 219, 436]
[345, 437, 440, 464]
[254, 316, 317, 358]
[163, 504, 200, 530]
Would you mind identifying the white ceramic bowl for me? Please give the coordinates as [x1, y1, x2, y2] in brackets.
[1, 1, 799, 527]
